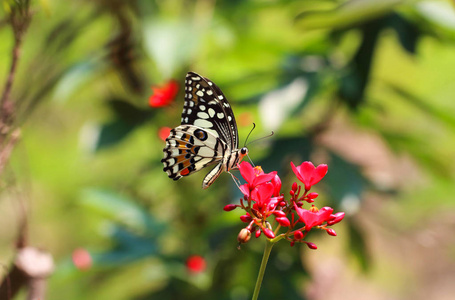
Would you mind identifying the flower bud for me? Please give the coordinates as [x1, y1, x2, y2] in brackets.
[308, 192, 318, 199]
[327, 212, 345, 226]
[223, 204, 237, 211]
[276, 217, 290, 227]
[237, 228, 251, 244]
[306, 242, 317, 250]
[255, 229, 261, 238]
[272, 210, 286, 218]
[263, 228, 275, 239]
[294, 230, 304, 240]
[292, 182, 298, 192]
[326, 228, 337, 236]
[289, 190, 295, 196]
[290, 241, 295, 247]
[240, 214, 252, 223]
[279, 201, 287, 207]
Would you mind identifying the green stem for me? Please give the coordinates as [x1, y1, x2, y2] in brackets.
[252, 239, 274, 300]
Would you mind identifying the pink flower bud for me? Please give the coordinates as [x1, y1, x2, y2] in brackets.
[326, 228, 337, 236]
[276, 217, 290, 227]
[223, 204, 237, 211]
[306, 242, 317, 250]
[279, 201, 286, 207]
[289, 190, 295, 196]
[255, 229, 261, 238]
[240, 214, 252, 223]
[294, 231, 304, 240]
[327, 212, 345, 226]
[292, 182, 298, 192]
[263, 228, 275, 239]
[308, 192, 318, 199]
[237, 228, 251, 244]
[272, 210, 286, 218]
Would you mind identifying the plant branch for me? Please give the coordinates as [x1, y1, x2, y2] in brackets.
[0, 2, 32, 119]
[251, 239, 274, 300]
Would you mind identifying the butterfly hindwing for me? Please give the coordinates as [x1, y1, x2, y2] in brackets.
[162, 125, 226, 180]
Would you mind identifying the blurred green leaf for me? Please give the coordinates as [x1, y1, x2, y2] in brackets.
[80, 188, 165, 235]
[338, 18, 383, 109]
[325, 152, 368, 206]
[347, 220, 371, 272]
[93, 225, 159, 265]
[295, 0, 407, 30]
[388, 13, 422, 54]
[95, 99, 153, 150]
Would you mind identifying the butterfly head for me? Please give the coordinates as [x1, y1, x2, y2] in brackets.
[239, 147, 249, 160]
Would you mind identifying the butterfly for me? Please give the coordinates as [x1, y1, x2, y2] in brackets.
[161, 72, 248, 189]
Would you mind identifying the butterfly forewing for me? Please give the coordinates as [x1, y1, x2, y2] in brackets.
[182, 72, 238, 149]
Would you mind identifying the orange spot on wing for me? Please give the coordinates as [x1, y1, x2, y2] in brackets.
[181, 168, 190, 176]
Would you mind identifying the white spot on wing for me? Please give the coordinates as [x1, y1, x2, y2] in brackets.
[199, 147, 215, 157]
[197, 112, 210, 119]
[207, 90, 213, 95]
[194, 119, 213, 128]
[196, 90, 204, 97]
[191, 76, 201, 80]
[218, 95, 224, 100]
[200, 105, 206, 111]
[208, 108, 215, 118]
[217, 112, 224, 119]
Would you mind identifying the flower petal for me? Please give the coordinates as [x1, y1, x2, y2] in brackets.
[310, 164, 328, 186]
[239, 161, 256, 183]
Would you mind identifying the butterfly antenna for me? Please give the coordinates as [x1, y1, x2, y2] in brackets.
[243, 123, 256, 147]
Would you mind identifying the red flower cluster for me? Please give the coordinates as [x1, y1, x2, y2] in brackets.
[225, 161, 344, 249]
[149, 80, 179, 108]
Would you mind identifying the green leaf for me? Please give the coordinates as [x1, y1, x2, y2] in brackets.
[80, 189, 165, 235]
[93, 225, 159, 265]
[338, 18, 384, 109]
[325, 152, 367, 206]
[95, 99, 152, 150]
[295, 0, 407, 30]
[387, 13, 421, 54]
[347, 220, 371, 272]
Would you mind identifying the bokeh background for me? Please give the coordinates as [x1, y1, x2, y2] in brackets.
[1, 0, 455, 299]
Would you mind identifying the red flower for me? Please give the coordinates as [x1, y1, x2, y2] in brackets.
[251, 183, 280, 213]
[271, 174, 281, 197]
[158, 126, 172, 141]
[72, 248, 92, 271]
[290, 161, 328, 191]
[238, 162, 277, 197]
[294, 205, 333, 231]
[149, 80, 179, 108]
[186, 255, 206, 273]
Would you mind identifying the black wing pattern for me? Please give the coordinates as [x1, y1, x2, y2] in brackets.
[181, 72, 238, 149]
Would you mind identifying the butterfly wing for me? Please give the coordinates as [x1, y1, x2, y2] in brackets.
[162, 125, 226, 181]
[182, 72, 239, 149]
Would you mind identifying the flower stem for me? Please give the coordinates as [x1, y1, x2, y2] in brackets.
[252, 239, 274, 300]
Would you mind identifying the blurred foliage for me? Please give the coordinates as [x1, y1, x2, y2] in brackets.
[1, 0, 455, 299]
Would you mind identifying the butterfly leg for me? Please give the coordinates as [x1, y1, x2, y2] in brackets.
[228, 171, 241, 189]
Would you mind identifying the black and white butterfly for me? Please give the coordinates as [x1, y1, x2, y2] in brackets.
[162, 72, 248, 189]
